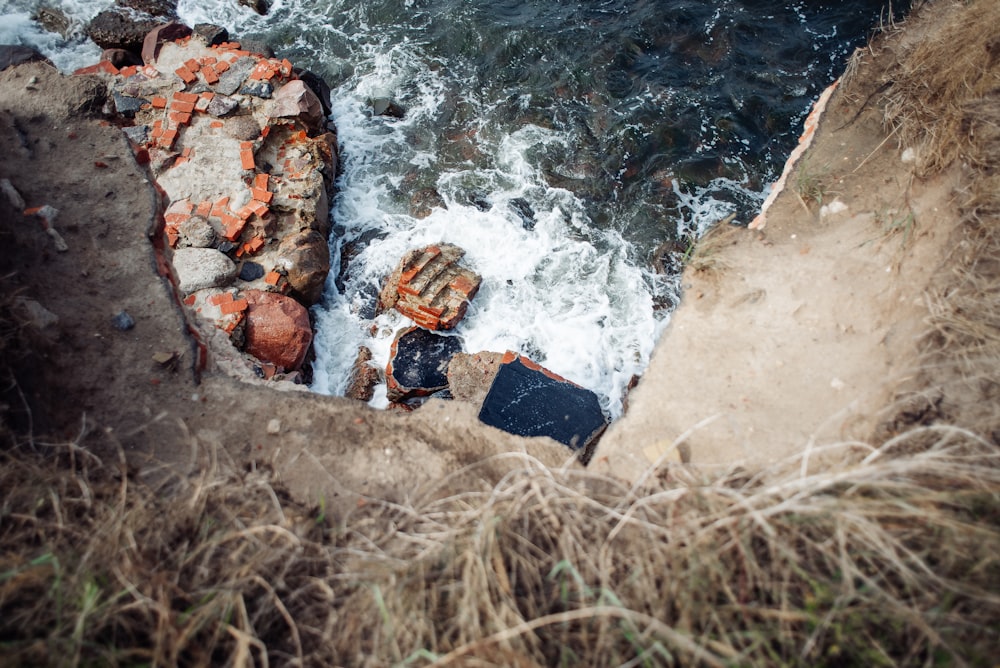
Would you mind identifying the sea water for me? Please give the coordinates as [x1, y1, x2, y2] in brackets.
[5, 0, 895, 417]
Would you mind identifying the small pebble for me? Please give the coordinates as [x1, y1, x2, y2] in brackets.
[112, 310, 135, 331]
[266, 419, 281, 435]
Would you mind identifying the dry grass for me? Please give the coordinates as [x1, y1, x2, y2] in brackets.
[1, 431, 998, 667]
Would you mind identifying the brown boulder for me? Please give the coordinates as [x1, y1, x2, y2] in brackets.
[277, 230, 330, 306]
[243, 290, 312, 370]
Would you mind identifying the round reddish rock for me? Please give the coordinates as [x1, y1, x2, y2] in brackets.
[243, 290, 312, 370]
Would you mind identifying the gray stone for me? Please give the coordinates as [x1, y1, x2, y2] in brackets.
[215, 56, 256, 95]
[238, 0, 271, 15]
[112, 310, 135, 331]
[112, 90, 148, 117]
[172, 247, 237, 294]
[86, 7, 164, 52]
[193, 23, 228, 46]
[239, 261, 265, 281]
[122, 124, 150, 145]
[206, 94, 239, 118]
[223, 115, 261, 141]
[271, 80, 324, 133]
[0, 46, 52, 71]
[176, 215, 216, 248]
[33, 7, 74, 38]
[239, 80, 273, 99]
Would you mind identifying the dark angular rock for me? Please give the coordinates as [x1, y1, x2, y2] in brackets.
[238, 0, 271, 16]
[345, 346, 380, 401]
[238, 39, 274, 58]
[122, 124, 150, 145]
[141, 21, 191, 64]
[116, 0, 177, 17]
[386, 327, 463, 402]
[478, 352, 608, 455]
[410, 187, 445, 219]
[239, 80, 273, 99]
[371, 97, 405, 119]
[509, 197, 536, 230]
[87, 8, 165, 52]
[215, 56, 256, 95]
[112, 90, 148, 117]
[193, 23, 228, 46]
[0, 46, 52, 71]
[239, 261, 265, 281]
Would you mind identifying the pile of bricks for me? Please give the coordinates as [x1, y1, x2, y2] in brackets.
[382, 244, 482, 331]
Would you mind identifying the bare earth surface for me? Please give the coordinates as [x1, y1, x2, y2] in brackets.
[0, 25, 959, 506]
[598, 75, 964, 480]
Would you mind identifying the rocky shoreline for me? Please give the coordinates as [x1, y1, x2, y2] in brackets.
[4, 5, 611, 455]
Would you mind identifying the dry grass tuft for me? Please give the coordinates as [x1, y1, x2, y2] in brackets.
[879, 0, 1000, 175]
[1, 432, 998, 666]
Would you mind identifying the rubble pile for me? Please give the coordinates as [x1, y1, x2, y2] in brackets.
[76, 26, 337, 383]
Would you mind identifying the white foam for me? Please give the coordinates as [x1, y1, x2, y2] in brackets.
[0, 6, 102, 73]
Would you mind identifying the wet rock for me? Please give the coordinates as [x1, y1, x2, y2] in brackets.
[386, 327, 464, 402]
[238, 0, 271, 16]
[140, 21, 191, 64]
[215, 56, 256, 95]
[102, 48, 143, 68]
[117, 0, 177, 17]
[478, 352, 608, 455]
[111, 90, 148, 117]
[176, 215, 216, 248]
[87, 8, 165, 53]
[239, 261, 265, 281]
[193, 23, 228, 46]
[410, 187, 445, 219]
[172, 247, 237, 293]
[271, 80, 324, 134]
[0, 46, 52, 71]
[276, 230, 331, 306]
[239, 39, 275, 58]
[378, 244, 481, 330]
[344, 346, 380, 401]
[206, 94, 239, 118]
[295, 68, 332, 116]
[243, 289, 312, 370]
[371, 97, 405, 119]
[447, 351, 504, 407]
[509, 197, 536, 230]
[33, 7, 74, 38]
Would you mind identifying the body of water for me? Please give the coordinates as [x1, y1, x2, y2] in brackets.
[5, 0, 894, 416]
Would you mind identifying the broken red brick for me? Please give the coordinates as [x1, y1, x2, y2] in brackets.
[120, 65, 138, 77]
[73, 61, 119, 76]
[245, 236, 265, 252]
[254, 173, 269, 190]
[195, 200, 211, 217]
[94, 161, 109, 169]
[201, 65, 219, 84]
[194, 96, 211, 112]
[251, 188, 273, 203]
[237, 205, 255, 221]
[249, 200, 269, 217]
[161, 127, 178, 148]
[151, 96, 167, 108]
[264, 271, 281, 285]
[183, 294, 197, 306]
[210, 120, 224, 129]
[174, 66, 197, 84]
[219, 298, 248, 315]
[260, 125, 271, 138]
[240, 149, 255, 170]
[215, 60, 230, 73]
[171, 99, 195, 113]
[184, 58, 201, 72]
[173, 91, 199, 103]
[209, 292, 234, 305]
[168, 111, 192, 126]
